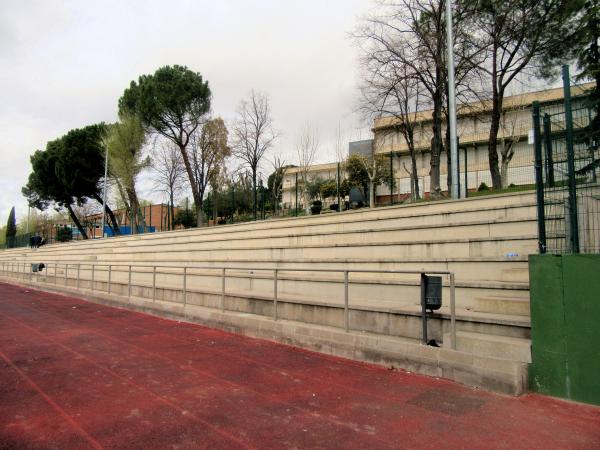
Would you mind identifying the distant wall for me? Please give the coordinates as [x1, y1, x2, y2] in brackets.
[528, 254, 600, 406]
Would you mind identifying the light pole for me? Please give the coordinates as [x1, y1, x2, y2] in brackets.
[446, 0, 459, 199]
[101, 144, 108, 237]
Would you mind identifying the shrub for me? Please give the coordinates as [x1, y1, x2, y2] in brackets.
[477, 182, 489, 192]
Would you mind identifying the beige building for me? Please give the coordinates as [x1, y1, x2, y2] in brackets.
[281, 162, 347, 210]
[373, 83, 594, 200]
[282, 83, 594, 207]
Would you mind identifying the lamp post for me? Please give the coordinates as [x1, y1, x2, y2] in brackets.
[101, 144, 108, 237]
[446, 0, 459, 199]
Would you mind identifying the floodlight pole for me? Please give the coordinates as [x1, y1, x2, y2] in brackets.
[446, 0, 459, 199]
[101, 145, 108, 238]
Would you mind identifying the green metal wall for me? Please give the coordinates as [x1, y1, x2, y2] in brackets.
[529, 254, 600, 406]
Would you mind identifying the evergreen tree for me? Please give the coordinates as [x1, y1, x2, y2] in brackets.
[5, 207, 16, 248]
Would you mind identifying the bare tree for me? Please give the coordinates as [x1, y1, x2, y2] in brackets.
[466, 0, 567, 189]
[152, 141, 187, 229]
[231, 90, 277, 220]
[187, 117, 231, 226]
[497, 93, 528, 188]
[354, 0, 484, 198]
[359, 45, 422, 200]
[296, 122, 320, 208]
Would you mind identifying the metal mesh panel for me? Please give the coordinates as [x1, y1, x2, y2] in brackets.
[534, 84, 600, 254]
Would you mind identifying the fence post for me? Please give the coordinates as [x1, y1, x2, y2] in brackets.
[91, 264, 95, 291]
[108, 265, 112, 294]
[152, 266, 156, 302]
[450, 273, 457, 350]
[532, 101, 547, 254]
[64, 264, 68, 286]
[77, 264, 80, 288]
[183, 267, 187, 306]
[128, 265, 132, 299]
[562, 65, 580, 253]
[273, 269, 278, 321]
[221, 268, 226, 311]
[344, 270, 349, 333]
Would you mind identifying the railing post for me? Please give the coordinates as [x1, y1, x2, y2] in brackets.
[221, 268, 226, 311]
[183, 267, 187, 306]
[108, 265, 112, 294]
[128, 265, 132, 299]
[77, 263, 80, 288]
[344, 270, 349, 332]
[152, 266, 156, 302]
[273, 269, 278, 321]
[450, 272, 456, 350]
[64, 264, 68, 286]
[91, 264, 95, 291]
[54, 263, 57, 284]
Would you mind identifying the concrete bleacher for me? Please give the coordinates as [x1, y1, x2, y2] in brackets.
[0, 190, 540, 394]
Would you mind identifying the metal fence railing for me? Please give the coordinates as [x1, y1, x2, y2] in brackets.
[0, 260, 457, 349]
[533, 67, 600, 254]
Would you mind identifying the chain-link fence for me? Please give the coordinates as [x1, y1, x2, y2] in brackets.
[533, 67, 600, 254]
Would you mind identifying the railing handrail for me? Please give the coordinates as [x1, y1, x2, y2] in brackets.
[0, 259, 452, 275]
[0, 259, 457, 349]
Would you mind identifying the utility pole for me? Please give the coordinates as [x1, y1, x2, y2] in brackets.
[101, 144, 109, 237]
[446, 0, 459, 199]
[337, 162, 341, 212]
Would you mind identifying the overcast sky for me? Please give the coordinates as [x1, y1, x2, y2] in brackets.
[0, 0, 373, 224]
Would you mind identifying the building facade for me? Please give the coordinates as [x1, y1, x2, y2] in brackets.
[373, 83, 594, 201]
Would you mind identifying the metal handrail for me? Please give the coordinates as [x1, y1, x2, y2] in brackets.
[0, 260, 457, 349]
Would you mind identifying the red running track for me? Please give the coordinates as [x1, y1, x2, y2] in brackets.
[1, 282, 599, 449]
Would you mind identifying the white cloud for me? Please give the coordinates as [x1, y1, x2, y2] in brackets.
[0, 0, 371, 223]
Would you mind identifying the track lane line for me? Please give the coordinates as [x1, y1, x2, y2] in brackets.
[1, 286, 402, 448]
[0, 309, 255, 450]
[0, 350, 105, 450]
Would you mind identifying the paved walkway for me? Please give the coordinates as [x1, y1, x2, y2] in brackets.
[0, 281, 599, 449]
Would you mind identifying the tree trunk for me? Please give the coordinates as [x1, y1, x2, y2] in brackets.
[488, 47, 503, 190]
[66, 204, 88, 239]
[488, 93, 503, 189]
[369, 180, 375, 208]
[92, 193, 121, 235]
[126, 187, 140, 234]
[430, 89, 444, 199]
[410, 151, 420, 200]
[252, 170, 257, 220]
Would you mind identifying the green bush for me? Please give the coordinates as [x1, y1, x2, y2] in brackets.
[173, 209, 196, 228]
[477, 182, 489, 192]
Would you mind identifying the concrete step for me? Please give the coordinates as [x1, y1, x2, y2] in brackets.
[16, 235, 538, 263]
[0, 193, 538, 258]
[472, 296, 530, 316]
[500, 267, 530, 283]
[4, 212, 540, 260]
[444, 330, 531, 363]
